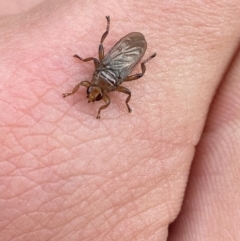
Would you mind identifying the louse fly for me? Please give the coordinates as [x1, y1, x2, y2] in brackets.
[63, 16, 156, 119]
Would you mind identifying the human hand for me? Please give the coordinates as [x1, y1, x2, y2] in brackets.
[1, 1, 240, 240]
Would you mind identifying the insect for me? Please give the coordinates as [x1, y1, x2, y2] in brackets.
[63, 16, 156, 119]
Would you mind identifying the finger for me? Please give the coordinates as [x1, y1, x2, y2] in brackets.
[168, 46, 240, 240]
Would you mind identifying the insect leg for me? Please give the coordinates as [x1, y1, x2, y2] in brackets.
[74, 54, 99, 69]
[99, 16, 110, 62]
[124, 53, 157, 82]
[96, 94, 110, 119]
[116, 86, 132, 113]
[62, 81, 91, 98]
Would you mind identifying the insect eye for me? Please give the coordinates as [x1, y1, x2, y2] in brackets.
[96, 93, 103, 101]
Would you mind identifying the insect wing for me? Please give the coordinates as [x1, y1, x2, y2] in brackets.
[102, 32, 147, 80]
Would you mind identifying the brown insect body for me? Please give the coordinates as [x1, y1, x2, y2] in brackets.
[63, 16, 156, 119]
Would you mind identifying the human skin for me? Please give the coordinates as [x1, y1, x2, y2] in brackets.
[0, 0, 240, 240]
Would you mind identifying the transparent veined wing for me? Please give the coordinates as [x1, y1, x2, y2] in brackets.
[102, 32, 147, 80]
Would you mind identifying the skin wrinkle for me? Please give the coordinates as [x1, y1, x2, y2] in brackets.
[102, 207, 153, 240]
[94, 206, 145, 240]
[5, 179, 37, 200]
[84, 169, 169, 230]
[128, 210, 167, 240]
[71, 156, 164, 235]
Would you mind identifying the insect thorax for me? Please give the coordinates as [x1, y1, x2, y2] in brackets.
[92, 68, 121, 92]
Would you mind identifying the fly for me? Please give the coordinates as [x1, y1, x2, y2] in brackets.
[63, 16, 156, 119]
